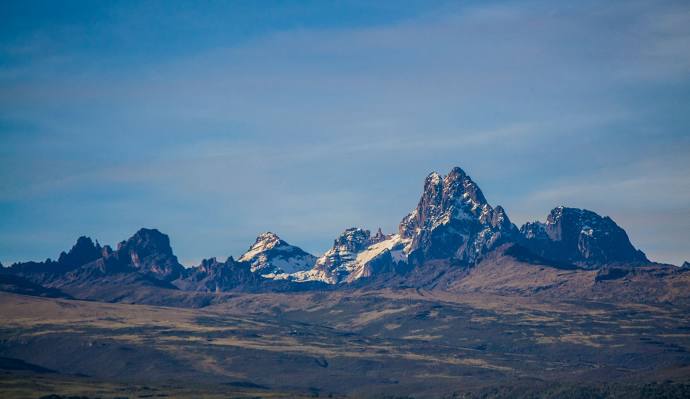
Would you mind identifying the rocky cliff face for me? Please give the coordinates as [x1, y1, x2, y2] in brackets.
[299, 228, 406, 284]
[111, 228, 185, 280]
[306, 228, 376, 284]
[519, 207, 649, 268]
[174, 257, 262, 292]
[399, 167, 518, 266]
[57, 236, 103, 270]
[238, 232, 316, 277]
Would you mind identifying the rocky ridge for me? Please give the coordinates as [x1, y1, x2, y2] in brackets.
[3, 166, 660, 292]
[519, 207, 649, 268]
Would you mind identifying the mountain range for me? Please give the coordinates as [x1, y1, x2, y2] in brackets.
[2, 166, 687, 305]
[3, 166, 690, 399]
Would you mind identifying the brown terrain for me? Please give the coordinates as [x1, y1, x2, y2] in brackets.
[2, 251, 690, 399]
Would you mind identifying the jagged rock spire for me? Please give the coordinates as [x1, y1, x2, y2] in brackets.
[399, 167, 518, 265]
[57, 236, 102, 268]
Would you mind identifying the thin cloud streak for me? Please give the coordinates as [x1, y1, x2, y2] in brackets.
[1, 0, 689, 265]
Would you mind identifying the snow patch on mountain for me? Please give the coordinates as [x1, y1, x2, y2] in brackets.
[290, 228, 409, 284]
[238, 232, 316, 276]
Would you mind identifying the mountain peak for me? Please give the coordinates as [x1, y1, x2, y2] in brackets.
[115, 228, 182, 280]
[239, 232, 315, 275]
[399, 166, 516, 265]
[407, 167, 492, 229]
[57, 236, 102, 267]
[424, 171, 443, 187]
[241, 232, 287, 259]
[548, 206, 592, 224]
[134, 227, 168, 240]
[333, 228, 372, 253]
[304, 226, 403, 284]
[520, 207, 649, 268]
[446, 166, 467, 180]
[248, 232, 283, 251]
[445, 169, 487, 209]
[120, 228, 173, 255]
[256, 231, 281, 241]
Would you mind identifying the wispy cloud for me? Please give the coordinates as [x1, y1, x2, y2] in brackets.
[1, 0, 689, 265]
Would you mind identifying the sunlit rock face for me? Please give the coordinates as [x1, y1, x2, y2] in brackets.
[238, 232, 317, 277]
[399, 167, 518, 266]
[296, 227, 406, 284]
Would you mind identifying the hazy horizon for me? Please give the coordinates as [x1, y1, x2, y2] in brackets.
[2, 0, 689, 266]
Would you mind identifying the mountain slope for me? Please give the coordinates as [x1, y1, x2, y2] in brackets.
[238, 232, 316, 277]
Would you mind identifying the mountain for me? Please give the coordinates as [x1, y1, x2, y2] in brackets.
[683, 261, 690, 268]
[112, 228, 185, 280]
[9, 236, 103, 284]
[399, 167, 518, 267]
[294, 167, 519, 284]
[2, 165, 669, 301]
[6, 229, 186, 294]
[297, 167, 522, 284]
[174, 257, 264, 292]
[4, 227, 325, 301]
[57, 236, 104, 270]
[2, 167, 688, 399]
[52, 228, 186, 286]
[519, 207, 649, 268]
[238, 232, 316, 277]
[292, 167, 651, 285]
[297, 227, 406, 284]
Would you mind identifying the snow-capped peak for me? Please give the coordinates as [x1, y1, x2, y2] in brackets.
[294, 227, 410, 284]
[238, 232, 316, 276]
[239, 232, 282, 261]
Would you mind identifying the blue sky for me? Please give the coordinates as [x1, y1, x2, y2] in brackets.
[1, 0, 689, 266]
